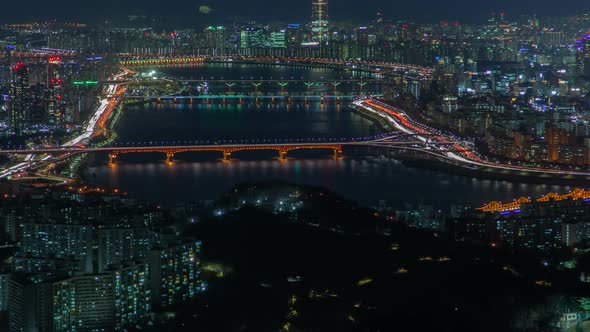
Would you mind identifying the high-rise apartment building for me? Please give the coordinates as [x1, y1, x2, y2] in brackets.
[148, 241, 203, 309]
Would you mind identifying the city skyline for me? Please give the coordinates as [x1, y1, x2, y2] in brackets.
[1, 0, 589, 24]
[3, 1, 590, 331]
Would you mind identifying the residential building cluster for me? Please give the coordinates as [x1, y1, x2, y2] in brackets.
[0, 187, 203, 331]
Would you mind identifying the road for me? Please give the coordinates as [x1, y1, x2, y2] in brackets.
[354, 98, 590, 177]
[0, 69, 132, 179]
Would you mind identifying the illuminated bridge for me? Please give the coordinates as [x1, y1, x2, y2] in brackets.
[120, 56, 205, 66]
[477, 188, 590, 213]
[0, 139, 439, 164]
[117, 55, 433, 76]
[115, 77, 383, 90]
[125, 95, 383, 104]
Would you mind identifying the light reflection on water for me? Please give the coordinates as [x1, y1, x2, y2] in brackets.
[86, 157, 572, 208]
[86, 64, 574, 207]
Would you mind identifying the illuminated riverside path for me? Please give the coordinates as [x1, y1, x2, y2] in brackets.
[478, 188, 590, 213]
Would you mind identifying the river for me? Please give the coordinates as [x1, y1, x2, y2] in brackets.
[84, 63, 572, 208]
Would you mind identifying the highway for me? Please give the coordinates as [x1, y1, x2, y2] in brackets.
[354, 98, 590, 177]
[0, 69, 132, 179]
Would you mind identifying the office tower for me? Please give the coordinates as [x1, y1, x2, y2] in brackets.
[311, 0, 329, 44]
[8, 62, 31, 134]
[204, 26, 228, 52]
[286, 24, 303, 48]
[47, 56, 65, 126]
[240, 28, 265, 48]
[270, 31, 287, 48]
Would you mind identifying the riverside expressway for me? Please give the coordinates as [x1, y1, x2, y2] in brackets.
[0, 69, 132, 179]
[354, 98, 590, 178]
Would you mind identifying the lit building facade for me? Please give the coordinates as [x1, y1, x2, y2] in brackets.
[52, 275, 115, 332]
[46, 56, 65, 126]
[97, 228, 154, 272]
[311, 0, 329, 44]
[8, 62, 31, 134]
[148, 241, 203, 309]
[112, 262, 151, 330]
[19, 224, 94, 273]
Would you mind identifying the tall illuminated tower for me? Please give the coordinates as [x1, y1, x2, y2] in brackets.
[47, 56, 65, 126]
[311, 0, 329, 45]
[8, 62, 31, 134]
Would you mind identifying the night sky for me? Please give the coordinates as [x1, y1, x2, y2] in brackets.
[0, 0, 588, 25]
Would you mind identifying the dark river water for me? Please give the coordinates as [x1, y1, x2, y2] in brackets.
[84, 63, 572, 208]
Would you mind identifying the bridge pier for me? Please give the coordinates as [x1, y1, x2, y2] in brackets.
[331, 82, 341, 93]
[166, 152, 175, 163]
[108, 153, 118, 164]
[357, 82, 368, 94]
[225, 82, 236, 94]
[278, 82, 288, 94]
[252, 82, 262, 95]
[278, 150, 288, 160]
[223, 151, 231, 161]
[333, 147, 343, 159]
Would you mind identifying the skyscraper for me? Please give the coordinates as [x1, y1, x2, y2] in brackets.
[311, 0, 329, 45]
[47, 56, 65, 126]
[8, 62, 31, 134]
